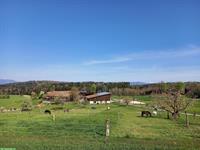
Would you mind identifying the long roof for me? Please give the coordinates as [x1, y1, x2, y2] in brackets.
[85, 92, 111, 99]
[46, 91, 71, 97]
[96, 92, 110, 96]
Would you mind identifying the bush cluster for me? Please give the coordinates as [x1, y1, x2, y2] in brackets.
[0, 95, 10, 99]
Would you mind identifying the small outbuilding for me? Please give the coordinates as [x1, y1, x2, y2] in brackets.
[129, 100, 145, 105]
[85, 92, 111, 104]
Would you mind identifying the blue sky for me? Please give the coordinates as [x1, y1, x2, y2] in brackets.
[1, 0, 200, 82]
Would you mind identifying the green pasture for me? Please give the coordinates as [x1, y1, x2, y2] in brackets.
[0, 95, 200, 150]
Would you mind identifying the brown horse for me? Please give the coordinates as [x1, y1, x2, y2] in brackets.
[141, 111, 151, 117]
[44, 110, 51, 115]
[64, 109, 69, 113]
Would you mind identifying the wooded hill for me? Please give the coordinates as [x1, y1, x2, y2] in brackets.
[0, 81, 200, 98]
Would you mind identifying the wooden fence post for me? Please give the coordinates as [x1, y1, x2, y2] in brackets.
[185, 111, 189, 128]
[104, 119, 110, 144]
[105, 119, 110, 137]
[52, 114, 56, 122]
[193, 112, 196, 119]
[118, 112, 120, 121]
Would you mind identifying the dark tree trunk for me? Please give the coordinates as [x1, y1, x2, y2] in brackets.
[172, 112, 179, 120]
[167, 112, 170, 119]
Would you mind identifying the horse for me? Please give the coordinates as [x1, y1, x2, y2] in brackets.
[64, 109, 69, 113]
[141, 111, 152, 117]
[152, 111, 157, 116]
[44, 110, 51, 115]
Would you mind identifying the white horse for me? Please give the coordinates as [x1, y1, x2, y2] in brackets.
[152, 111, 157, 116]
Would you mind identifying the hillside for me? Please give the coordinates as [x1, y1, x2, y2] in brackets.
[0, 79, 16, 85]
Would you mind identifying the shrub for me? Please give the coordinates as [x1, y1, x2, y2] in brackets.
[51, 106, 64, 110]
[21, 100, 32, 111]
[0, 95, 10, 99]
[91, 106, 96, 109]
[52, 97, 64, 105]
[124, 134, 131, 138]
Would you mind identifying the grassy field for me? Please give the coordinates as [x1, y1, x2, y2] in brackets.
[0, 95, 200, 150]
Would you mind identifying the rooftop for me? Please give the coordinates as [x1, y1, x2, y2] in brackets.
[46, 91, 71, 97]
[85, 92, 111, 99]
[96, 92, 111, 96]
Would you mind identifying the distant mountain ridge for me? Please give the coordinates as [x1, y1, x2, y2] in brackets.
[0, 79, 16, 85]
[130, 82, 147, 85]
[0, 80, 147, 85]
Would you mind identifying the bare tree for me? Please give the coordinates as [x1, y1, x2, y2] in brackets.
[157, 90, 192, 120]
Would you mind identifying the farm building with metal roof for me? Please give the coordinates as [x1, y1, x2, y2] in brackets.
[85, 92, 111, 104]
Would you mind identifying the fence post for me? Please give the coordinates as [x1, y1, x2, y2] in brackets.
[167, 111, 170, 119]
[94, 126, 96, 137]
[105, 119, 110, 137]
[52, 114, 56, 122]
[193, 111, 196, 119]
[118, 112, 119, 121]
[185, 111, 189, 128]
[105, 119, 110, 144]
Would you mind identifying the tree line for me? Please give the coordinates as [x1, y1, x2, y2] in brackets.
[0, 81, 200, 98]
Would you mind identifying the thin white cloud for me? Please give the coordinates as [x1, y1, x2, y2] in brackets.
[1, 45, 200, 82]
[1, 63, 200, 82]
[84, 45, 200, 65]
[83, 57, 131, 65]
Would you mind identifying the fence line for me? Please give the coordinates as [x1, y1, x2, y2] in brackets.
[0, 111, 199, 138]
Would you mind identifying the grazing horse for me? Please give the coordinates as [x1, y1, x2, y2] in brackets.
[64, 109, 69, 113]
[44, 110, 51, 115]
[141, 111, 152, 117]
[152, 111, 157, 116]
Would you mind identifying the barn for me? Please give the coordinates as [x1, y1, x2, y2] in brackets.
[85, 92, 111, 104]
[44, 91, 72, 101]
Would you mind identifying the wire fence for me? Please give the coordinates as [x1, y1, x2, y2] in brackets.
[0, 111, 114, 138]
[0, 110, 200, 139]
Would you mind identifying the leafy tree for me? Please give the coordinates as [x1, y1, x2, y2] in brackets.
[89, 84, 96, 94]
[38, 91, 45, 99]
[175, 82, 185, 94]
[186, 85, 200, 98]
[31, 91, 37, 99]
[160, 82, 168, 93]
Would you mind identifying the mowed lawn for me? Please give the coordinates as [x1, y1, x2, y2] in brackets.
[0, 95, 200, 150]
